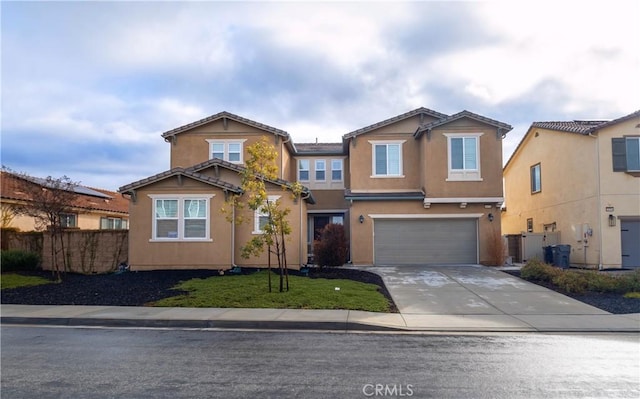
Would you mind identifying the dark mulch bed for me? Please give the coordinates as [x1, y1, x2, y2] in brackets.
[502, 270, 640, 315]
[1, 268, 399, 312]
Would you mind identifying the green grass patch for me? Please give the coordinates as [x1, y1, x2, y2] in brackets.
[150, 271, 390, 312]
[623, 292, 640, 299]
[1, 273, 53, 290]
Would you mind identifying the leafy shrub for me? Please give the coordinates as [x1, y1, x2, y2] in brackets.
[619, 270, 640, 293]
[551, 272, 588, 294]
[583, 272, 620, 293]
[623, 292, 640, 299]
[313, 223, 348, 268]
[1, 250, 41, 272]
[520, 259, 562, 282]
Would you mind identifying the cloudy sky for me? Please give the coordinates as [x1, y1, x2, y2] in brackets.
[2, 0, 638, 191]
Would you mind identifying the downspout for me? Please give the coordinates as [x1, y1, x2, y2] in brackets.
[281, 135, 292, 180]
[299, 191, 311, 267]
[231, 202, 237, 267]
[589, 131, 603, 270]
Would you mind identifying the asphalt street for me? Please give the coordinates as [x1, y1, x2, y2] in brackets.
[1, 326, 639, 398]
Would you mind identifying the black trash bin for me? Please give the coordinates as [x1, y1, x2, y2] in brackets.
[543, 246, 553, 264]
[551, 245, 571, 269]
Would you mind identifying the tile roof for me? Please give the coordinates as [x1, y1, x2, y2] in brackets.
[186, 158, 315, 204]
[504, 110, 640, 171]
[530, 120, 607, 135]
[414, 110, 513, 138]
[294, 143, 345, 154]
[119, 159, 316, 204]
[160, 111, 290, 139]
[1, 171, 129, 215]
[343, 107, 448, 139]
[344, 189, 425, 201]
[118, 167, 242, 194]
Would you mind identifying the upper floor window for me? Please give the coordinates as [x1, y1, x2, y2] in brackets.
[331, 159, 343, 181]
[298, 160, 310, 181]
[254, 195, 280, 234]
[206, 139, 247, 163]
[444, 133, 483, 181]
[100, 217, 128, 230]
[531, 163, 541, 193]
[315, 160, 326, 181]
[627, 137, 640, 171]
[151, 195, 213, 241]
[370, 140, 405, 177]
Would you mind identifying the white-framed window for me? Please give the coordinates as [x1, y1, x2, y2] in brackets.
[531, 163, 541, 194]
[298, 159, 310, 181]
[369, 140, 405, 177]
[331, 159, 343, 181]
[59, 213, 77, 228]
[254, 195, 280, 234]
[100, 217, 128, 230]
[444, 133, 483, 181]
[150, 194, 214, 241]
[206, 139, 247, 163]
[315, 160, 326, 181]
[331, 215, 344, 224]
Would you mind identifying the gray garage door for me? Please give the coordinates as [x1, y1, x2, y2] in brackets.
[621, 220, 640, 268]
[374, 218, 478, 265]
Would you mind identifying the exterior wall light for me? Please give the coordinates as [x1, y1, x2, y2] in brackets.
[359, 215, 365, 223]
[488, 213, 494, 222]
[608, 214, 616, 227]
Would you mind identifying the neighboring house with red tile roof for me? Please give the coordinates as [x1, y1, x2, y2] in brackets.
[1, 171, 129, 231]
[502, 110, 640, 269]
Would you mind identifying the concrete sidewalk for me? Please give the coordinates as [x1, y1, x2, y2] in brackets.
[2, 265, 639, 332]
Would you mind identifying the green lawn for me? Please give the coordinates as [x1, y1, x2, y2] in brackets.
[1, 273, 53, 290]
[150, 271, 391, 312]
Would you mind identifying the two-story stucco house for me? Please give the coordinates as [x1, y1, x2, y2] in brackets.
[502, 110, 640, 269]
[119, 108, 512, 271]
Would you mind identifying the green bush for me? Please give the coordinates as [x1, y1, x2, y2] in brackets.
[551, 271, 588, 294]
[619, 270, 640, 293]
[313, 223, 348, 268]
[1, 250, 41, 272]
[520, 259, 562, 282]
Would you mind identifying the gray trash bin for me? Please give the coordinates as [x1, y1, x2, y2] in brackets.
[551, 245, 571, 269]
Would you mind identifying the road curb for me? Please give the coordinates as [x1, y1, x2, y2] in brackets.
[0, 316, 405, 332]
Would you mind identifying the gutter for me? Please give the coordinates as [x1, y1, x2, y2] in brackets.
[231, 203, 237, 267]
[589, 132, 603, 270]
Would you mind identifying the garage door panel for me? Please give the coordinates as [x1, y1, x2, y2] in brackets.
[621, 220, 640, 268]
[374, 219, 477, 265]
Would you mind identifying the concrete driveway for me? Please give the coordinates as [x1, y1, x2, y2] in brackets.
[365, 265, 640, 331]
[368, 265, 608, 315]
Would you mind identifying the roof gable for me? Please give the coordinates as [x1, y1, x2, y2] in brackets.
[160, 111, 290, 140]
[414, 110, 513, 138]
[343, 107, 448, 139]
[504, 110, 640, 171]
[118, 168, 242, 194]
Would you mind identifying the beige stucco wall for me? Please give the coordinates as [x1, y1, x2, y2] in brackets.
[128, 175, 307, 271]
[349, 201, 497, 265]
[348, 117, 424, 192]
[168, 118, 290, 180]
[2, 202, 127, 232]
[503, 128, 601, 267]
[422, 120, 504, 198]
[596, 117, 640, 267]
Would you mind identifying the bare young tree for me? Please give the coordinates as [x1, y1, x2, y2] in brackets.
[223, 139, 303, 292]
[3, 167, 80, 280]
